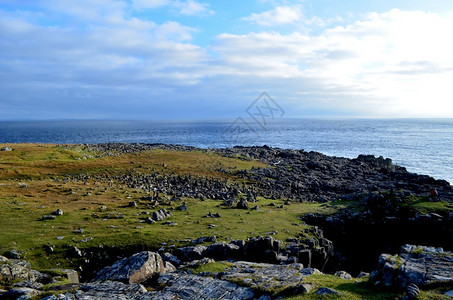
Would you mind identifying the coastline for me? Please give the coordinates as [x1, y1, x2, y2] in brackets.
[1, 143, 453, 299]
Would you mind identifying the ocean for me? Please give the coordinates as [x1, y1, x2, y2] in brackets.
[0, 119, 452, 184]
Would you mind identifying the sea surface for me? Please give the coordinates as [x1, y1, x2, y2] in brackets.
[0, 119, 452, 184]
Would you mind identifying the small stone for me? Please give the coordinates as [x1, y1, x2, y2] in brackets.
[51, 209, 64, 216]
[18, 183, 28, 188]
[57, 236, 64, 240]
[316, 287, 339, 295]
[335, 270, 352, 280]
[162, 221, 177, 226]
[178, 202, 188, 211]
[236, 199, 249, 209]
[42, 215, 56, 220]
[4, 249, 21, 259]
[357, 271, 369, 278]
[405, 283, 420, 299]
[145, 217, 155, 224]
[129, 201, 137, 207]
[1, 147, 12, 151]
[69, 246, 83, 258]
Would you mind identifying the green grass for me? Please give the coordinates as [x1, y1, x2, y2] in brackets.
[284, 274, 402, 300]
[187, 261, 233, 274]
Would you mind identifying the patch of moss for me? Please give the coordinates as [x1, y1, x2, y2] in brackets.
[187, 261, 233, 274]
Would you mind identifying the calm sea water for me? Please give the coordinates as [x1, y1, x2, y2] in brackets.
[0, 119, 452, 184]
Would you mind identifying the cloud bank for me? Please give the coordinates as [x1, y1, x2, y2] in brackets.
[0, 1, 452, 119]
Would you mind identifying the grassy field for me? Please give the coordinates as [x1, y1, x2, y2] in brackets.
[0, 144, 334, 270]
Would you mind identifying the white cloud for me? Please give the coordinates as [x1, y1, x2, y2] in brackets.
[244, 5, 303, 26]
[175, 0, 214, 16]
[131, 0, 214, 16]
[132, 0, 170, 10]
[215, 9, 453, 117]
[1, 3, 453, 119]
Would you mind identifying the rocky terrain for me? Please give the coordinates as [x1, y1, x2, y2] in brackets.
[68, 143, 453, 203]
[1, 143, 453, 299]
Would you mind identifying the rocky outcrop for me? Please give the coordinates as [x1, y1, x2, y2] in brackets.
[148, 272, 259, 300]
[217, 261, 321, 295]
[60, 281, 147, 299]
[174, 233, 333, 270]
[371, 244, 453, 288]
[0, 255, 34, 282]
[67, 144, 452, 205]
[0, 256, 80, 300]
[93, 251, 175, 284]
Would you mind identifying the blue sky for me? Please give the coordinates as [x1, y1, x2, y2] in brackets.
[1, 0, 453, 120]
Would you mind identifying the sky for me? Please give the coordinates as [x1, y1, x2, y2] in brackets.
[1, 0, 453, 120]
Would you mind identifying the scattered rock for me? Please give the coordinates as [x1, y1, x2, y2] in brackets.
[357, 271, 369, 278]
[68, 247, 83, 258]
[51, 209, 64, 216]
[405, 283, 420, 299]
[4, 249, 21, 259]
[177, 202, 188, 211]
[316, 287, 340, 295]
[145, 217, 155, 224]
[236, 199, 249, 209]
[204, 212, 221, 218]
[152, 209, 172, 222]
[42, 215, 56, 221]
[1, 147, 12, 151]
[335, 270, 352, 280]
[162, 221, 177, 226]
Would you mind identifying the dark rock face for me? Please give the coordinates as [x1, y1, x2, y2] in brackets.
[371, 244, 453, 288]
[303, 206, 453, 274]
[93, 251, 175, 284]
[173, 233, 334, 271]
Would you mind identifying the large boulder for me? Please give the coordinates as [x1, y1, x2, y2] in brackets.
[93, 251, 175, 284]
[371, 244, 453, 288]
